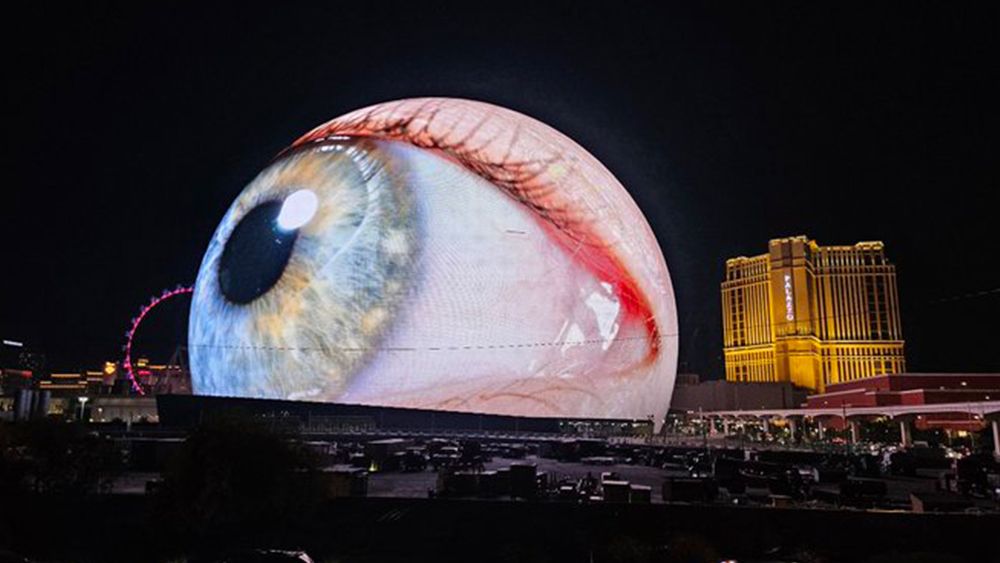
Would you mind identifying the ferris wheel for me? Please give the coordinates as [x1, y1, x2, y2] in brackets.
[122, 285, 193, 395]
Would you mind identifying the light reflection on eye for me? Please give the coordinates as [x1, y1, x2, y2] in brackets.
[276, 189, 319, 231]
[189, 98, 678, 423]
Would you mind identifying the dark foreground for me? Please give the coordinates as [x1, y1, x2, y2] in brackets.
[2, 495, 997, 563]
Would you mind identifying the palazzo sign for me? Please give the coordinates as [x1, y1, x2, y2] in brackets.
[784, 273, 795, 321]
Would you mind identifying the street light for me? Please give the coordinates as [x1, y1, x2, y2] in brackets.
[77, 396, 89, 422]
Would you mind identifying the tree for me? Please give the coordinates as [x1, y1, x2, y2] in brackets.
[0, 419, 123, 496]
[154, 414, 323, 549]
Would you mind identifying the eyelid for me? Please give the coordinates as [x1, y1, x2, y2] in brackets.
[289, 98, 666, 363]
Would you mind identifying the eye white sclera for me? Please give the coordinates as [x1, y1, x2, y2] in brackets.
[276, 189, 319, 231]
[340, 141, 652, 418]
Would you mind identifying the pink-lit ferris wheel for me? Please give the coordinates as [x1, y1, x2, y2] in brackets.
[122, 285, 193, 395]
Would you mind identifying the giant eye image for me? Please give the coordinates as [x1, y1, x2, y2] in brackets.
[189, 98, 677, 423]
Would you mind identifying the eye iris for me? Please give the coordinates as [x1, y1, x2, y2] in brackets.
[218, 200, 298, 304]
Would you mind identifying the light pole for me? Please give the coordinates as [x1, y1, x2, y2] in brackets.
[77, 396, 89, 422]
[699, 407, 708, 450]
[842, 404, 849, 454]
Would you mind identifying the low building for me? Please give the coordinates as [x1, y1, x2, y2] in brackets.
[670, 378, 808, 413]
[805, 373, 1000, 430]
[156, 395, 654, 437]
[90, 396, 159, 423]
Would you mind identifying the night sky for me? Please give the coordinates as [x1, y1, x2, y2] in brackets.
[4, 4, 997, 376]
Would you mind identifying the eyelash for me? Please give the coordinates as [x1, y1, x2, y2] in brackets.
[283, 101, 593, 249]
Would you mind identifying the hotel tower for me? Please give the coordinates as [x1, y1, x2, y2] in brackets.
[722, 236, 905, 392]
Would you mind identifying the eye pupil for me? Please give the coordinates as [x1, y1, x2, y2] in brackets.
[218, 200, 298, 304]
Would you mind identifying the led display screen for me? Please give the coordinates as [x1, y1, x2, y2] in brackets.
[189, 98, 677, 423]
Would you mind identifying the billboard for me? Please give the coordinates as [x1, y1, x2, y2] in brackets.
[189, 98, 677, 423]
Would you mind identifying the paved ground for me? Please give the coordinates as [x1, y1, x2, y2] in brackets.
[881, 472, 940, 502]
[367, 456, 686, 501]
[109, 471, 159, 494]
[109, 459, 682, 499]
[111, 459, 997, 511]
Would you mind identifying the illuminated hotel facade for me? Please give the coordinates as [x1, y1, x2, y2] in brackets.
[722, 236, 905, 392]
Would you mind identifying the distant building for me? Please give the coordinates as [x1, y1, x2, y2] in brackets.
[722, 235, 905, 392]
[37, 372, 91, 395]
[1, 339, 44, 394]
[28, 359, 190, 398]
[133, 359, 191, 395]
[0, 368, 33, 394]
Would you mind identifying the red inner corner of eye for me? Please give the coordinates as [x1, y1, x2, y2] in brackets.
[543, 224, 662, 366]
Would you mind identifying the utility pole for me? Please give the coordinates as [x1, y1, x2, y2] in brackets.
[699, 407, 707, 450]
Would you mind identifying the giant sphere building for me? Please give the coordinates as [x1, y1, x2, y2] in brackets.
[189, 98, 677, 424]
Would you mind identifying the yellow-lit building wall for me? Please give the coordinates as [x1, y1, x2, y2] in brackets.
[722, 236, 906, 392]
